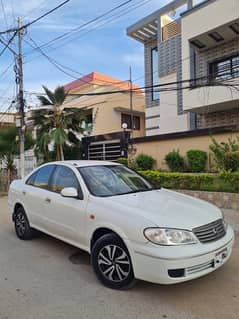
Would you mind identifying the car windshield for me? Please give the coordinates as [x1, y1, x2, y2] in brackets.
[78, 165, 154, 197]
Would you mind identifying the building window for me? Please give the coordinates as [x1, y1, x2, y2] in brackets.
[151, 47, 160, 101]
[209, 54, 239, 81]
[121, 113, 140, 130]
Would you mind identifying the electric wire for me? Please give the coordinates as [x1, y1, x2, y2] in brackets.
[24, 0, 152, 58]
[24, 0, 135, 55]
[0, 31, 17, 57]
[24, 36, 129, 88]
[0, 0, 71, 35]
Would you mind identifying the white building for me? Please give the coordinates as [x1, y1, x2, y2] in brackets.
[127, 0, 239, 136]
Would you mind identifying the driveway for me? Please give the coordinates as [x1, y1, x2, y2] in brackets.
[0, 196, 238, 319]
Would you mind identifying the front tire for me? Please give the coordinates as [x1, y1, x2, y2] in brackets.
[91, 233, 136, 289]
[14, 207, 36, 240]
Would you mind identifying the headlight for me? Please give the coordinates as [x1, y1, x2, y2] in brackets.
[221, 210, 228, 231]
[144, 228, 198, 246]
[223, 219, 228, 231]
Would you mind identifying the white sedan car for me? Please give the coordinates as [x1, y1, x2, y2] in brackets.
[8, 161, 234, 289]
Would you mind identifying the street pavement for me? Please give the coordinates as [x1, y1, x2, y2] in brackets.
[0, 196, 238, 319]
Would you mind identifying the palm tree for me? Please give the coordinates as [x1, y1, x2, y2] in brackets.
[0, 126, 33, 188]
[32, 85, 84, 161]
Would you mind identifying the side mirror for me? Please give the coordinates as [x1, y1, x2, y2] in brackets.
[61, 187, 79, 198]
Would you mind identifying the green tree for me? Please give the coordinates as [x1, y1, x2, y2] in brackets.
[0, 126, 33, 187]
[33, 85, 84, 161]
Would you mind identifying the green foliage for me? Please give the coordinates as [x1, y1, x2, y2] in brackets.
[186, 149, 207, 172]
[34, 85, 85, 161]
[116, 158, 128, 166]
[63, 132, 82, 160]
[165, 150, 184, 172]
[139, 170, 239, 193]
[223, 151, 239, 172]
[0, 126, 33, 163]
[209, 136, 239, 171]
[0, 127, 34, 187]
[135, 153, 155, 170]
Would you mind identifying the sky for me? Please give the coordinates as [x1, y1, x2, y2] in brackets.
[0, 0, 174, 111]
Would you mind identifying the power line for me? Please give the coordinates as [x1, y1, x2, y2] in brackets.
[25, 32, 144, 90]
[0, 0, 71, 35]
[0, 0, 9, 33]
[24, 0, 133, 55]
[24, 0, 152, 59]
[0, 34, 17, 56]
[24, 72, 239, 98]
[0, 31, 17, 57]
[24, 36, 129, 88]
[21, 0, 49, 20]
[0, 60, 14, 81]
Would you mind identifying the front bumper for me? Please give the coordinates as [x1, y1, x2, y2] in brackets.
[127, 225, 234, 284]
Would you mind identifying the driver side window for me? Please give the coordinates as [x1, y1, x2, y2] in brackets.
[50, 165, 80, 194]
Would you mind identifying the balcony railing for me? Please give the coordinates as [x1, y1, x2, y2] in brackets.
[162, 20, 181, 41]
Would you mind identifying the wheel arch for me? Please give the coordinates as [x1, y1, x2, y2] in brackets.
[90, 227, 127, 252]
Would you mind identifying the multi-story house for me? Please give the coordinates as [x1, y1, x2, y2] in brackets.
[63, 72, 145, 160]
[0, 113, 16, 127]
[127, 0, 239, 136]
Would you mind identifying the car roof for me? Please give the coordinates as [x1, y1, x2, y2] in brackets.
[48, 160, 121, 168]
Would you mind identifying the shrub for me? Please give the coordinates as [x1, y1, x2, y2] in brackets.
[116, 157, 128, 166]
[135, 153, 155, 170]
[209, 136, 239, 171]
[186, 149, 207, 172]
[139, 170, 239, 193]
[224, 151, 239, 172]
[165, 150, 184, 172]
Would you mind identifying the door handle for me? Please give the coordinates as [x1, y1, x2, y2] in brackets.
[22, 190, 26, 195]
[45, 198, 51, 203]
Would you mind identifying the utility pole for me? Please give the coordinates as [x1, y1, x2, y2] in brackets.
[17, 17, 25, 178]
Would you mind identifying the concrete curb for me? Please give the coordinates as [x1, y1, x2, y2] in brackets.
[176, 189, 239, 210]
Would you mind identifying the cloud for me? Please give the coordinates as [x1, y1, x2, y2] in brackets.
[0, 0, 179, 107]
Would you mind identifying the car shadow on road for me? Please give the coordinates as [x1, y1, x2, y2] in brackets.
[20, 229, 239, 299]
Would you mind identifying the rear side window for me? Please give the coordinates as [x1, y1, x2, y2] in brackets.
[26, 172, 37, 185]
[50, 165, 79, 193]
[31, 165, 55, 189]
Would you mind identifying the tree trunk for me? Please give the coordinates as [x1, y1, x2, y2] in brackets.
[7, 168, 11, 191]
[59, 144, 64, 161]
[56, 146, 60, 161]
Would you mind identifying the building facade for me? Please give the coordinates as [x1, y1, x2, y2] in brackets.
[127, 0, 239, 136]
[63, 72, 145, 160]
[0, 113, 16, 127]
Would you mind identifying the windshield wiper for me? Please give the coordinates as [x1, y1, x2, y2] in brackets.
[112, 188, 155, 196]
[104, 187, 160, 197]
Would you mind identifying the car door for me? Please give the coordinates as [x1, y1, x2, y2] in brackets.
[24, 164, 56, 228]
[43, 164, 88, 246]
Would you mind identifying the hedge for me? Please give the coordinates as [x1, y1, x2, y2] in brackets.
[139, 171, 239, 193]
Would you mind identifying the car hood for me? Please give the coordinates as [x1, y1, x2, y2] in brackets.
[107, 188, 222, 230]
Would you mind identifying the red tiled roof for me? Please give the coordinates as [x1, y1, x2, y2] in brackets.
[64, 72, 142, 93]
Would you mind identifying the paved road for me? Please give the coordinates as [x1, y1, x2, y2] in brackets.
[0, 197, 239, 319]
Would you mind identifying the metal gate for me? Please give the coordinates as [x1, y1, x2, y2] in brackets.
[88, 140, 122, 161]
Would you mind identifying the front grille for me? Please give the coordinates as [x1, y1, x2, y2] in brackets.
[187, 260, 214, 275]
[193, 219, 226, 243]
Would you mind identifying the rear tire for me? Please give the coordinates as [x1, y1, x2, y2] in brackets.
[91, 233, 136, 289]
[14, 207, 36, 240]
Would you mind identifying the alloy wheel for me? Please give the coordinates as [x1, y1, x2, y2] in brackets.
[98, 245, 131, 282]
[15, 212, 26, 237]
